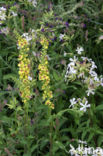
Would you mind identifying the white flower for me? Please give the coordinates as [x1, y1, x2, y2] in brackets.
[89, 78, 94, 85]
[78, 140, 87, 144]
[32, 51, 37, 56]
[91, 61, 97, 69]
[99, 35, 103, 40]
[0, 7, 6, 23]
[69, 144, 78, 155]
[0, 7, 6, 11]
[22, 33, 32, 42]
[79, 101, 90, 112]
[93, 76, 99, 82]
[11, 11, 17, 17]
[59, 34, 64, 41]
[100, 77, 103, 86]
[64, 51, 67, 57]
[1, 27, 9, 35]
[28, 76, 32, 81]
[70, 142, 103, 156]
[69, 98, 77, 108]
[76, 46, 84, 55]
[77, 72, 84, 78]
[70, 56, 78, 63]
[89, 70, 97, 77]
[86, 88, 95, 96]
[0, 14, 6, 20]
[46, 55, 51, 60]
[69, 67, 77, 74]
[81, 56, 87, 61]
[67, 62, 75, 68]
[32, 0, 37, 7]
[28, 0, 37, 7]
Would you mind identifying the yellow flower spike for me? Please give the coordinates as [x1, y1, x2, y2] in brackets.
[38, 36, 54, 109]
[17, 35, 32, 105]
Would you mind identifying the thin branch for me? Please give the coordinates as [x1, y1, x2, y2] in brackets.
[4, 148, 13, 156]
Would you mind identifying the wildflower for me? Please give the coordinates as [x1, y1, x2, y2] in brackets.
[17, 35, 32, 104]
[76, 46, 84, 55]
[91, 61, 97, 70]
[0, 7, 6, 25]
[86, 88, 95, 96]
[69, 141, 103, 156]
[69, 144, 78, 156]
[28, 0, 37, 7]
[65, 49, 103, 96]
[65, 22, 69, 27]
[69, 98, 77, 108]
[100, 77, 103, 86]
[78, 140, 87, 144]
[64, 51, 67, 57]
[38, 36, 54, 109]
[69, 56, 78, 63]
[41, 28, 45, 32]
[1, 27, 9, 35]
[69, 67, 77, 74]
[28, 76, 32, 81]
[32, 0, 37, 7]
[79, 101, 90, 112]
[89, 70, 97, 77]
[17, 37, 29, 49]
[59, 34, 64, 41]
[69, 97, 90, 112]
[22, 33, 32, 42]
[11, 11, 17, 17]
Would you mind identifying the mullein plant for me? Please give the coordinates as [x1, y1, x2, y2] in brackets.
[17, 34, 32, 110]
[38, 35, 54, 109]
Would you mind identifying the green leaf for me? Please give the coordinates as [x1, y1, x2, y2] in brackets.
[95, 104, 103, 111]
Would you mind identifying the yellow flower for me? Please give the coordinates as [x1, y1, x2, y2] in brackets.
[17, 36, 32, 104]
[18, 38, 29, 49]
[38, 36, 54, 109]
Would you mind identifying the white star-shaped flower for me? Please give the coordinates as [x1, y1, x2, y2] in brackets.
[69, 56, 78, 63]
[79, 101, 90, 112]
[69, 98, 77, 108]
[76, 46, 84, 55]
[86, 89, 95, 96]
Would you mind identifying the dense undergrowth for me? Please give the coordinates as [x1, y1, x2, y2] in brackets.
[0, 0, 103, 155]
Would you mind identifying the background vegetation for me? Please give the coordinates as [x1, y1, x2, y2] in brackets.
[0, 0, 103, 155]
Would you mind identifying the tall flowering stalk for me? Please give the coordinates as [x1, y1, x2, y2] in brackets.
[17, 35, 32, 108]
[38, 36, 54, 109]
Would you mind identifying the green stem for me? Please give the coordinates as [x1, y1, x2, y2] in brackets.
[24, 103, 29, 154]
[48, 108, 53, 156]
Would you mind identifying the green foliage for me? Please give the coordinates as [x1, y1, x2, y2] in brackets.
[0, 0, 103, 155]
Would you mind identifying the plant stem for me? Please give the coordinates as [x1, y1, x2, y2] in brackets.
[48, 108, 53, 156]
[50, 117, 53, 156]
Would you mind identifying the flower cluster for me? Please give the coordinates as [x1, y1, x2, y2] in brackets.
[65, 47, 103, 96]
[0, 7, 6, 25]
[17, 37, 29, 50]
[69, 97, 90, 112]
[69, 141, 103, 156]
[17, 36, 32, 104]
[38, 36, 54, 109]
